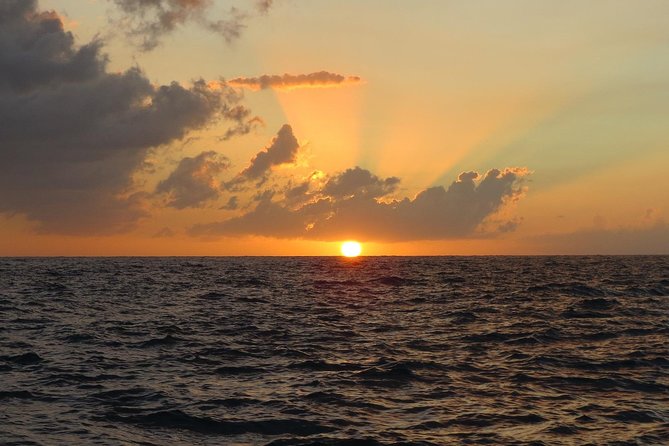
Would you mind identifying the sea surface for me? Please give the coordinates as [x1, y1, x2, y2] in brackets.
[0, 256, 667, 445]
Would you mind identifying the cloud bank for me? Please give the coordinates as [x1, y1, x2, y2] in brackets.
[228, 71, 362, 90]
[192, 166, 529, 241]
[0, 0, 252, 233]
[0, 2, 529, 244]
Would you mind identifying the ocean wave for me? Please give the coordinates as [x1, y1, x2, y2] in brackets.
[103, 409, 334, 436]
[2, 256, 667, 445]
[0, 352, 43, 365]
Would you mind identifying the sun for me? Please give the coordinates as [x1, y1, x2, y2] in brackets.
[341, 241, 362, 257]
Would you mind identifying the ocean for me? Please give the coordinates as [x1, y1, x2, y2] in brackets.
[1, 256, 667, 445]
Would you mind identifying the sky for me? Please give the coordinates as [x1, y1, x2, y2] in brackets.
[1, 0, 668, 255]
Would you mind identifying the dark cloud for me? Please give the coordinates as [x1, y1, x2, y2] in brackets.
[221, 196, 239, 210]
[194, 195, 330, 239]
[192, 167, 530, 241]
[283, 180, 312, 207]
[110, 0, 274, 51]
[0, 1, 104, 92]
[228, 71, 363, 90]
[156, 151, 229, 209]
[243, 124, 299, 178]
[0, 1, 251, 234]
[225, 125, 300, 189]
[252, 189, 276, 203]
[323, 167, 400, 200]
[219, 109, 264, 141]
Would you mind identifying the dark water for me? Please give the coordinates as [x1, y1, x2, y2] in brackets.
[1, 256, 668, 445]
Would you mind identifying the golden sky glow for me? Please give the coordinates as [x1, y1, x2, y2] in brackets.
[1, 0, 668, 255]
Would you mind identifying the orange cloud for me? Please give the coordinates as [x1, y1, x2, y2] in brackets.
[228, 71, 363, 91]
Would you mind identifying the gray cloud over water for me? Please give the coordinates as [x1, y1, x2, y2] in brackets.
[192, 165, 530, 241]
[223, 124, 301, 191]
[322, 167, 400, 200]
[0, 0, 252, 233]
[239, 124, 300, 180]
[156, 151, 230, 209]
[0, 2, 530, 242]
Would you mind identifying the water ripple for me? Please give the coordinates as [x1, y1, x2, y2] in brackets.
[1, 256, 667, 445]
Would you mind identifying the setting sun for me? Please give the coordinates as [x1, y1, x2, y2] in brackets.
[340, 241, 362, 257]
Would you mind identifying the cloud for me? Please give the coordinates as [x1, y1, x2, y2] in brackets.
[153, 227, 176, 238]
[243, 124, 300, 178]
[192, 167, 530, 241]
[204, 83, 265, 140]
[228, 71, 363, 90]
[226, 125, 300, 187]
[0, 1, 105, 92]
[110, 0, 274, 51]
[495, 218, 523, 233]
[323, 167, 400, 200]
[219, 112, 264, 141]
[0, 1, 252, 234]
[256, 0, 274, 14]
[530, 221, 669, 254]
[283, 180, 312, 207]
[221, 196, 239, 210]
[156, 151, 229, 209]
